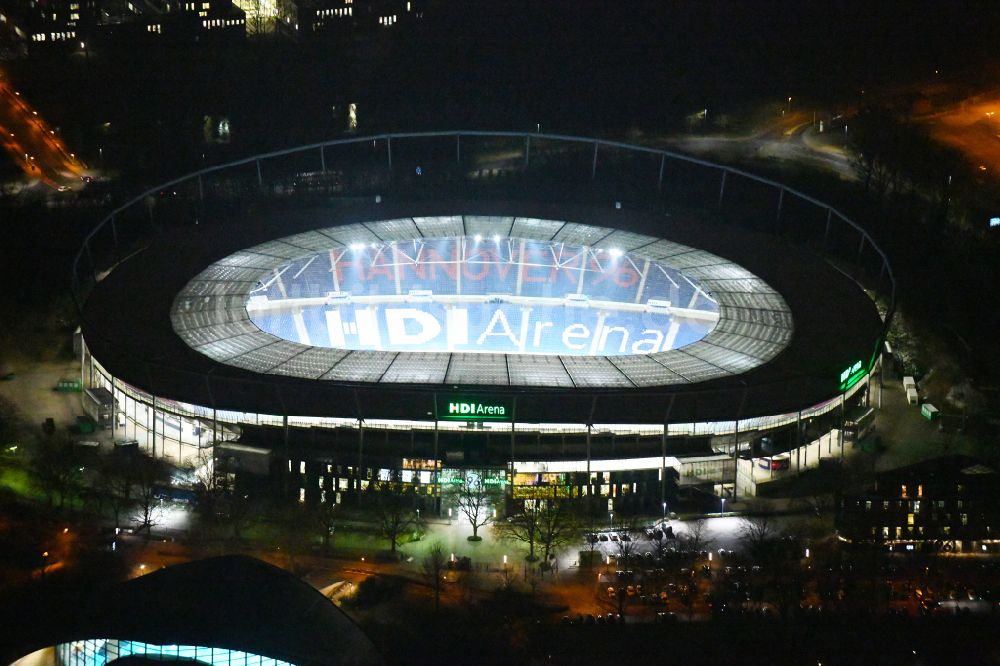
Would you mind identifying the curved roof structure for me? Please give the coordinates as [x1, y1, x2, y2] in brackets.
[81, 199, 883, 425]
[171, 216, 791, 388]
[1, 556, 382, 666]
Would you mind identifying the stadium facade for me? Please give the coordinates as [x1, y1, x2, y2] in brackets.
[73, 132, 892, 512]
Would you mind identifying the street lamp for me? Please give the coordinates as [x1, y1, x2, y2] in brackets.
[609, 511, 614, 529]
[662, 501, 667, 526]
[720, 497, 726, 515]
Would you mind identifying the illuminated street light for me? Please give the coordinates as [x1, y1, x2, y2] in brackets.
[720, 497, 726, 514]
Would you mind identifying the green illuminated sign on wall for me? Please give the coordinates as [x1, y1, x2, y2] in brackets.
[838, 360, 866, 392]
[441, 398, 510, 421]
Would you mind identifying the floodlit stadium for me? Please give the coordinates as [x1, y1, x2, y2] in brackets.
[177, 220, 789, 387]
[74, 132, 892, 509]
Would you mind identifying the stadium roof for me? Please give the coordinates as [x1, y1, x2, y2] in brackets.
[80, 199, 884, 424]
[1, 556, 382, 666]
[170, 216, 792, 388]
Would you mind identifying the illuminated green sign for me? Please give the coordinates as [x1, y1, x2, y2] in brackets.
[441, 399, 510, 421]
[838, 360, 866, 392]
[444, 477, 508, 486]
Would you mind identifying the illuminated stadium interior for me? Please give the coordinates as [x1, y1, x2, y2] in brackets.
[245, 236, 720, 355]
[171, 216, 794, 387]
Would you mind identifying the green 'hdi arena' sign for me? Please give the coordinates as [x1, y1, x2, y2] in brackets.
[442, 398, 511, 421]
[838, 360, 866, 392]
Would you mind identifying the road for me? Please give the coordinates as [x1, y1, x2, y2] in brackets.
[664, 111, 857, 181]
[0, 73, 86, 189]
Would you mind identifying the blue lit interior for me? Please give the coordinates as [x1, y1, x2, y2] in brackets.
[57, 639, 293, 666]
[247, 237, 719, 355]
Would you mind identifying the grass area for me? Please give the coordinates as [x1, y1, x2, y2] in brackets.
[0, 461, 41, 501]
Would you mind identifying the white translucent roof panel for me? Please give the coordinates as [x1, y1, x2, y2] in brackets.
[283, 230, 346, 252]
[363, 218, 421, 241]
[657, 249, 722, 270]
[596, 230, 659, 252]
[172, 310, 237, 331]
[268, 347, 351, 379]
[698, 278, 776, 294]
[322, 351, 397, 381]
[463, 216, 515, 238]
[633, 240, 694, 262]
[714, 318, 793, 343]
[506, 355, 574, 387]
[445, 353, 509, 385]
[180, 280, 258, 298]
[715, 292, 789, 310]
[560, 356, 634, 387]
[682, 263, 758, 281]
[413, 216, 465, 238]
[682, 341, 762, 374]
[381, 352, 450, 384]
[194, 333, 274, 361]
[318, 223, 381, 246]
[216, 252, 282, 270]
[719, 305, 793, 330]
[248, 239, 312, 260]
[551, 222, 614, 247]
[224, 341, 309, 373]
[510, 217, 565, 240]
[651, 352, 723, 383]
[175, 319, 260, 347]
[706, 330, 789, 357]
[197, 265, 268, 283]
[609, 355, 686, 387]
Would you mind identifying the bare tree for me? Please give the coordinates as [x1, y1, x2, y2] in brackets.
[371, 481, 416, 555]
[130, 454, 170, 536]
[448, 470, 501, 541]
[738, 512, 779, 562]
[421, 542, 447, 613]
[649, 526, 673, 561]
[97, 451, 138, 528]
[679, 518, 714, 555]
[274, 503, 312, 575]
[184, 447, 225, 494]
[218, 491, 256, 541]
[537, 499, 577, 570]
[312, 499, 338, 556]
[578, 497, 607, 565]
[611, 516, 642, 570]
[494, 500, 542, 562]
[0, 394, 23, 446]
[31, 434, 84, 509]
[525, 563, 543, 597]
[610, 516, 642, 614]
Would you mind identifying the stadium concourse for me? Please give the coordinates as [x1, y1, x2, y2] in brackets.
[71, 132, 889, 514]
